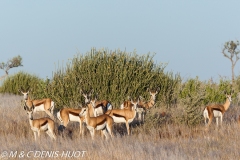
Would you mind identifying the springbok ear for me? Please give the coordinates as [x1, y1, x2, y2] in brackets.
[130, 98, 133, 103]
[147, 88, 150, 92]
[94, 94, 98, 101]
[156, 87, 160, 92]
[137, 97, 140, 103]
[90, 89, 94, 94]
[19, 87, 24, 92]
[27, 87, 31, 92]
[95, 92, 100, 99]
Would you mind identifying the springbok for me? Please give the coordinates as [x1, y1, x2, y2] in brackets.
[138, 87, 160, 110]
[79, 98, 114, 140]
[57, 107, 85, 136]
[82, 90, 112, 116]
[56, 90, 90, 135]
[203, 92, 232, 127]
[19, 88, 55, 120]
[24, 99, 56, 141]
[105, 98, 139, 135]
[121, 88, 159, 122]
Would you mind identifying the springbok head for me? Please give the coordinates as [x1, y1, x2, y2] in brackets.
[224, 91, 233, 102]
[90, 96, 97, 109]
[23, 99, 35, 120]
[147, 87, 160, 101]
[81, 89, 93, 104]
[79, 102, 95, 118]
[130, 97, 139, 110]
[19, 87, 30, 100]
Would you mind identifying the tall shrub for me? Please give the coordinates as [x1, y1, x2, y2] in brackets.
[204, 78, 232, 105]
[43, 48, 180, 109]
[178, 77, 205, 126]
[0, 71, 46, 99]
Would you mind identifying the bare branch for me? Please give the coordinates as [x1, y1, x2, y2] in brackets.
[0, 55, 23, 76]
[222, 40, 240, 84]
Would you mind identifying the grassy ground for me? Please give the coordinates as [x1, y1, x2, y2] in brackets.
[1, 94, 240, 160]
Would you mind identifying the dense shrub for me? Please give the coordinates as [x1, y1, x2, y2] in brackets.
[178, 77, 205, 126]
[0, 71, 47, 99]
[42, 48, 181, 109]
[204, 78, 233, 105]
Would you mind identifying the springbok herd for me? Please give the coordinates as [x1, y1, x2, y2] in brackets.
[19, 87, 159, 141]
[19, 87, 234, 141]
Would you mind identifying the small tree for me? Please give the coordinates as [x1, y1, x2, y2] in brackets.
[222, 40, 240, 84]
[0, 55, 23, 80]
[179, 78, 205, 126]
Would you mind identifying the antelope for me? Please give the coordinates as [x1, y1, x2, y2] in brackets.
[203, 92, 232, 127]
[57, 107, 85, 136]
[79, 98, 114, 140]
[121, 88, 159, 122]
[55, 89, 93, 135]
[105, 98, 139, 135]
[19, 88, 55, 120]
[138, 87, 160, 110]
[82, 89, 112, 116]
[24, 99, 56, 141]
[120, 88, 159, 110]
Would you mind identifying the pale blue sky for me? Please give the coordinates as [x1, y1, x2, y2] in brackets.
[1, 1, 240, 81]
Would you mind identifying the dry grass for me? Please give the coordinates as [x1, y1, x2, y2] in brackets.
[1, 94, 240, 160]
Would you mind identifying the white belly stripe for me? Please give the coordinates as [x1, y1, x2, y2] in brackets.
[34, 104, 45, 112]
[96, 122, 106, 130]
[112, 116, 126, 123]
[69, 114, 81, 122]
[213, 110, 222, 118]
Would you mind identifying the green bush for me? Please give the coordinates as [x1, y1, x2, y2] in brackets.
[0, 71, 47, 99]
[204, 78, 232, 104]
[42, 48, 181, 109]
[178, 77, 205, 126]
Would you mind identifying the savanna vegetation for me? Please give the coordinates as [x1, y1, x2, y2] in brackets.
[1, 48, 240, 159]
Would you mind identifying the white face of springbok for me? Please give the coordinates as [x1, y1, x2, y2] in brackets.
[81, 89, 93, 104]
[226, 94, 232, 102]
[148, 87, 159, 101]
[130, 98, 139, 110]
[19, 89, 30, 100]
[24, 100, 34, 120]
[79, 104, 95, 118]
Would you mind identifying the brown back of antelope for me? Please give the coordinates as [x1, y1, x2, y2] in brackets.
[57, 108, 85, 136]
[105, 98, 139, 135]
[203, 93, 232, 127]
